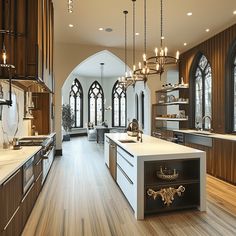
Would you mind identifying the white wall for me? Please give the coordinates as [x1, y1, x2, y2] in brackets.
[0, 83, 30, 148]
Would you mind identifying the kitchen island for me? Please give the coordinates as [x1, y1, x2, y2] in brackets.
[105, 133, 206, 220]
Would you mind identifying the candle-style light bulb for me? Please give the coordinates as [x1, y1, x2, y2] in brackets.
[139, 62, 141, 69]
[176, 50, 180, 60]
[143, 53, 146, 62]
[125, 72, 128, 77]
[156, 64, 160, 70]
[2, 45, 7, 65]
[133, 64, 136, 71]
[155, 48, 158, 56]
[164, 47, 168, 56]
[160, 49, 164, 56]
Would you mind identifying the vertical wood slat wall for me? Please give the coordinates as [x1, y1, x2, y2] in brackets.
[179, 24, 236, 133]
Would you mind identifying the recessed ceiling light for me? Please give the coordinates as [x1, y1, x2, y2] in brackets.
[69, 24, 74, 28]
[184, 43, 187, 46]
[187, 12, 192, 16]
[205, 28, 210, 32]
[233, 10, 236, 15]
[98, 27, 103, 31]
[161, 36, 165, 40]
[135, 32, 140, 36]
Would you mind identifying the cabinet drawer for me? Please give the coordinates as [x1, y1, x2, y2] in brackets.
[0, 169, 23, 231]
[117, 152, 134, 182]
[117, 165, 134, 209]
[117, 146, 134, 166]
[1, 206, 22, 236]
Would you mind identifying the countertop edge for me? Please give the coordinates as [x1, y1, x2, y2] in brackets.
[0, 146, 42, 185]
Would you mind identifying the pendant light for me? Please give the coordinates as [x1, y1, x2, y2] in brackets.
[100, 62, 112, 111]
[133, 0, 159, 82]
[146, 0, 180, 77]
[118, 10, 134, 89]
[0, 4, 15, 106]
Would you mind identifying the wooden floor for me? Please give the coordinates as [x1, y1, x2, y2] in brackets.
[22, 136, 236, 236]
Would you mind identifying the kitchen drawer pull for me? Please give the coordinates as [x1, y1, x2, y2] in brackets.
[35, 171, 43, 182]
[36, 159, 42, 166]
[3, 206, 20, 231]
[21, 183, 35, 203]
[117, 164, 133, 185]
[118, 152, 134, 167]
[3, 169, 21, 186]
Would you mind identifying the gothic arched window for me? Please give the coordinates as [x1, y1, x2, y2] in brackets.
[69, 79, 83, 128]
[193, 54, 212, 129]
[112, 81, 126, 127]
[88, 81, 104, 125]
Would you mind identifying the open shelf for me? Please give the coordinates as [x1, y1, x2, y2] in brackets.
[156, 101, 189, 106]
[144, 159, 200, 214]
[155, 117, 188, 121]
[156, 86, 189, 93]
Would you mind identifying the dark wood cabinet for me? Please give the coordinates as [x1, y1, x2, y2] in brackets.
[109, 140, 117, 180]
[183, 132, 236, 185]
[0, 169, 23, 234]
[213, 139, 236, 184]
[0, 0, 54, 91]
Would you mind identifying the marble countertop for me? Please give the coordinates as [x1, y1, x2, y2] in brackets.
[106, 133, 204, 158]
[174, 129, 236, 141]
[0, 146, 41, 185]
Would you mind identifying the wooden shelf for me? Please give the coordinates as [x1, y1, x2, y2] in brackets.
[155, 117, 188, 121]
[156, 86, 189, 93]
[156, 101, 189, 106]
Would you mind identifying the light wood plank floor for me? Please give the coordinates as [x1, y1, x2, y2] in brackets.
[22, 136, 236, 236]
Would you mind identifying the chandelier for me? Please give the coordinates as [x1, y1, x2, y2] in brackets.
[146, 0, 180, 77]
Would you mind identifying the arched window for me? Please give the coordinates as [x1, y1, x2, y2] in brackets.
[69, 79, 83, 128]
[112, 81, 126, 127]
[88, 81, 104, 125]
[141, 91, 145, 129]
[193, 54, 212, 130]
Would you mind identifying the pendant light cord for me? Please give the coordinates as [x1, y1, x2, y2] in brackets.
[132, 0, 136, 67]
[144, 0, 147, 55]
[123, 10, 128, 75]
[160, 0, 163, 48]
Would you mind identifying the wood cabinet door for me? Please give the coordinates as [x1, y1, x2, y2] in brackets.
[213, 139, 234, 184]
[0, 168, 23, 232]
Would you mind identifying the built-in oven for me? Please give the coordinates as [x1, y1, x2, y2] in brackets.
[23, 156, 35, 194]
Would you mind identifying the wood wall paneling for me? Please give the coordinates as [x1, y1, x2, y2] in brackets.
[32, 92, 50, 134]
[179, 24, 236, 133]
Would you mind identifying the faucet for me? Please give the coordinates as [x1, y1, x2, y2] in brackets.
[137, 130, 143, 143]
[202, 115, 212, 132]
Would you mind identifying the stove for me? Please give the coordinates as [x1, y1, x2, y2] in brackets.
[19, 136, 53, 148]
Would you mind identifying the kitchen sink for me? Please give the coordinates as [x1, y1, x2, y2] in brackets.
[190, 131, 212, 136]
[118, 139, 137, 143]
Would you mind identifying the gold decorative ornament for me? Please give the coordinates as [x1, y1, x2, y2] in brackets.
[147, 185, 185, 206]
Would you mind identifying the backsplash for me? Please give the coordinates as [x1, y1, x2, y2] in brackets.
[0, 83, 30, 148]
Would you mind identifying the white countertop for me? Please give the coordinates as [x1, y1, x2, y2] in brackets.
[106, 133, 204, 157]
[174, 129, 236, 141]
[0, 146, 41, 185]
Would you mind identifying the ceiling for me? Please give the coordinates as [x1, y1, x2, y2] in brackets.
[54, 0, 236, 77]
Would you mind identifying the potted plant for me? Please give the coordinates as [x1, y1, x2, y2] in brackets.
[62, 104, 75, 141]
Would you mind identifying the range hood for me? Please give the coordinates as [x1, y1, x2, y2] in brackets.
[12, 77, 52, 93]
